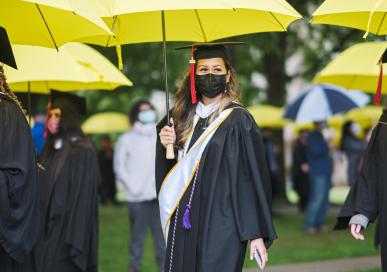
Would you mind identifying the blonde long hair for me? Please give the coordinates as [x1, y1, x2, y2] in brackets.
[172, 60, 240, 149]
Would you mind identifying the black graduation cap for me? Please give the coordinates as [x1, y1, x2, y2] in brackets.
[0, 27, 17, 69]
[175, 42, 245, 104]
[50, 89, 87, 115]
[176, 41, 245, 60]
[374, 50, 387, 105]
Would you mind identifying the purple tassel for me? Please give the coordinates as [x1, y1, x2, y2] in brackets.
[182, 204, 192, 230]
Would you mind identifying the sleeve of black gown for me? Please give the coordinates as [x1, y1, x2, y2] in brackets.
[0, 100, 38, 262]
[226, 110, 277, 247]
[335, 126, 380, 230]
[155, 116, 177, 195]
[65, 147, 99, 271]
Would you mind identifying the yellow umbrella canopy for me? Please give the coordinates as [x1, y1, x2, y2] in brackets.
[314, 42, 387, 93]
[295, 108, 381, 132]
[82, 112, 129, 134]
[311, 0, 387, 36]
[85, 0, 302, 46]
[345, 105, 383, 127]
[247, 105, 290, 128]
[84, 0, 301, 159]
[0, 0, 112, 49]
[4, 42, 132, 93]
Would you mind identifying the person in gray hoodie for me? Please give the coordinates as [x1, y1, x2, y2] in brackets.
[114, 100, 165, 272]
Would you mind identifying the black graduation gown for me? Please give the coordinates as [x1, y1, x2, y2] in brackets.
[156, 104, 277, 272]
[0, 93, 38, 272]
[34, 138, 99, 272]
[335, 110, 387, 271]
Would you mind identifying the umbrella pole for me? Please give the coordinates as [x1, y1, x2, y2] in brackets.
[28, 81, 32, 125]
[162, 10, 175, 160]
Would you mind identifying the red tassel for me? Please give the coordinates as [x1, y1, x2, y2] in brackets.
[190, 45, 197, 104]
[374, 59, 383, 105]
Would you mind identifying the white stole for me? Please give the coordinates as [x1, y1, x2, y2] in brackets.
[158, 108, 234, 241]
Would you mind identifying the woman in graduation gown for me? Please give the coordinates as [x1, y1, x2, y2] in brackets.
[335, 106, 387, 271]
[156, 43, 277, 272]
[0, 28, 38, 272]
[34, 90, 99, 272]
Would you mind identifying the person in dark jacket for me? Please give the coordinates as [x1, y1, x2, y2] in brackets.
[98, 135, 117, 205]
[304, 122, 332, 233]
[292, 130, 310, 212]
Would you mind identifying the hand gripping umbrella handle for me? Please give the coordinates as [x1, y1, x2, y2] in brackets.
[166, 144, 175, 159]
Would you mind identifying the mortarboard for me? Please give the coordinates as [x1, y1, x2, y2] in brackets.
[374, 51, 387, 105]
[0, 26, 17, 69]
[50, 89, 87, 115]
[176, 42, 245, 104]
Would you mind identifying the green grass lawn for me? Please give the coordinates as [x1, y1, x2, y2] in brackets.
[99, 205, 379, 272]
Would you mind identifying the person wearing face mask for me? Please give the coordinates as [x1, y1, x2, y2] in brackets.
[340, 120, 367, 187]
[34, 90, 99, 272]
[157, 43, 276, 272]
[113, 100, 165, 272]
[0, 27, 38, 272]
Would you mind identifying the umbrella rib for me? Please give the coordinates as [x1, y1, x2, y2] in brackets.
[376, 12, 387, 35]
[106, 16, 118, 47]
[35, 4, 59, 51]
[269, 12, 286, 32]
[195, 10, 208, 42]
[348, 75, 357, 90]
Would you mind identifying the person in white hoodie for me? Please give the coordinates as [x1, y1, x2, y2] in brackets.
[114, 100, 165, 272]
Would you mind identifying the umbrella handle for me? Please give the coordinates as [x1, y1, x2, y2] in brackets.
[166, 144, 175, 160]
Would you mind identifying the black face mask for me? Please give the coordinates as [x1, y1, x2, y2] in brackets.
[195, 74, 227, 98]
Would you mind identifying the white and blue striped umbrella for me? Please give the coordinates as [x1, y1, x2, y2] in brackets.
[284, 84, 370, 123]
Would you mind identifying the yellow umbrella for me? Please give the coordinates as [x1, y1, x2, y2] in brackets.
[345, 105, 383, 127]
[314, 42, 387, 93]
[247, 105, 290, 128]
[291, 117, 344, 146]
[311, 0, 387, 36]
[0, 0, 112, 49]
[291, 116, 344, 133]
[300, 107, 382, 144]
[85, 0, 302, 159]
[82, 112, 129, 134]
[4, 42, 132, 94]
[85, 0, 302, 46]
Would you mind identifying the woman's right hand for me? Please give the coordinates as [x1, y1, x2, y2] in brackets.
[350, 224, 365, 240]
[159, 118, 176, 149]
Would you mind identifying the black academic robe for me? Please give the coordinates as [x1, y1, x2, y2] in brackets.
[0, 93, 38, 272]
[335, 110, 387, 271]
[34, 138, 99, 272]
[156, 104, 277, 272]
